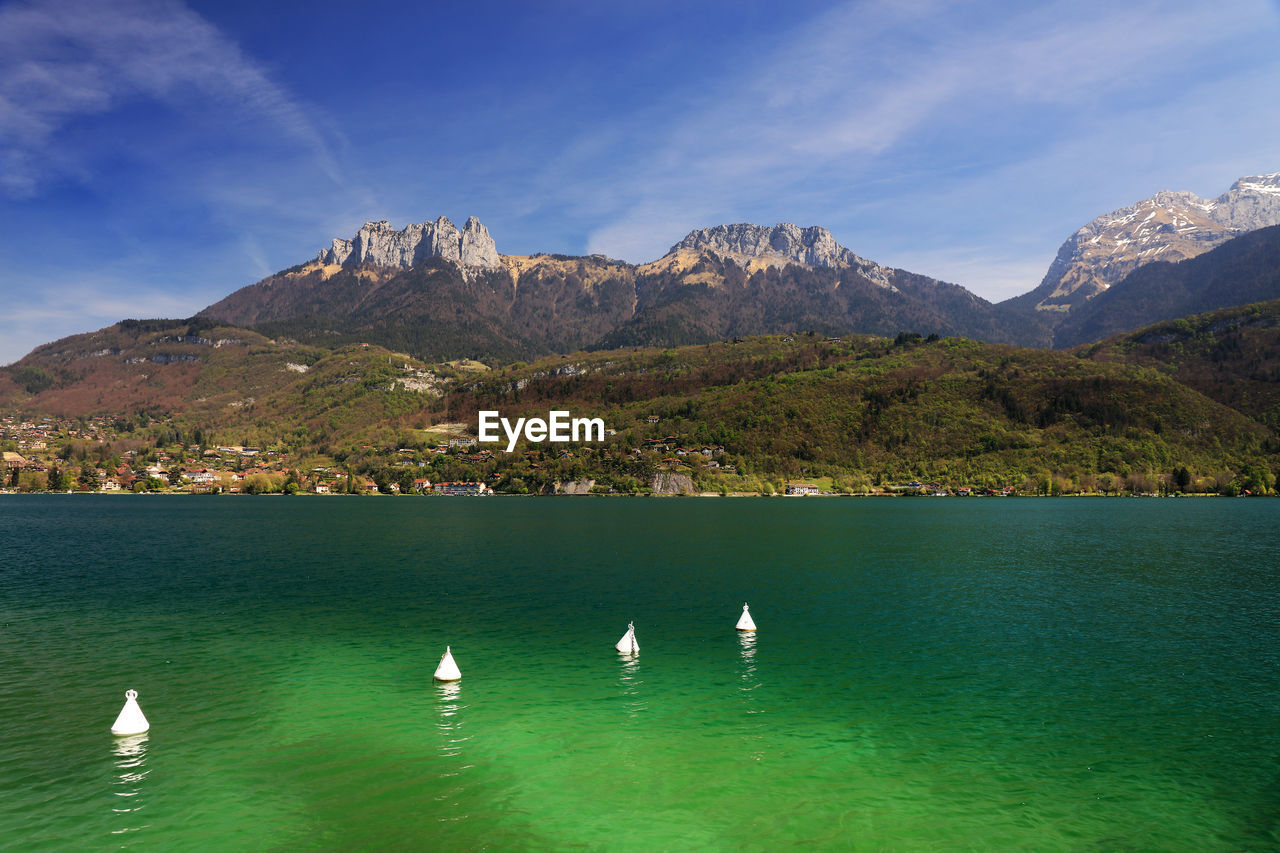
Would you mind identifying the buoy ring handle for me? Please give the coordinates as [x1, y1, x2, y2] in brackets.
[125, 689, 137, 700]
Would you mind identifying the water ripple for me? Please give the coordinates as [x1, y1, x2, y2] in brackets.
[1, 496, 1277, 849]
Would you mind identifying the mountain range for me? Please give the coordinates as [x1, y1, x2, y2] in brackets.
[6, 168, 1280, 497]
[196, 172, 1280, 362]
[5, 170, 1280, 437]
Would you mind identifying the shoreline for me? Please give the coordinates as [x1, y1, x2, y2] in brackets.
[0, 489, 1259, 499]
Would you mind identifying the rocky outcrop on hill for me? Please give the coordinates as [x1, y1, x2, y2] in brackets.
[1014, 172, 1280, 315]
[319, 216, 501, 270]
[650, 471, 694, 495]
[554, 479, 597, 495]
[670, 223, 893, 287]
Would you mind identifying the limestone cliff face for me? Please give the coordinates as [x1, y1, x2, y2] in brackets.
[1023, 172, 1280, 313]
[319, 216, 501, 270]
[459, 217, 501, 268]
[1209, 174, 1280, 232]
[668, 223, 894, 287]
[650, 471, 694, 495]
[554, 479, 596, 495]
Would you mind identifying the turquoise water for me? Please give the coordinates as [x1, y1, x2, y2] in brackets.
[1, 495, 1277, 850]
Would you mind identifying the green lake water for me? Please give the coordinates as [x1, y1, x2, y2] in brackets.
[1, 495, 1277, 850]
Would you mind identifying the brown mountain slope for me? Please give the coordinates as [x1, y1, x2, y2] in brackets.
[1081, 297, 1280, 433]
[202, 254, 639, 363]
[0, 318, 328, 418]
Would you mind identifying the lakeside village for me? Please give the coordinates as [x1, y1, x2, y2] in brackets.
[0, 412, 1247, 498]
[0, 414, 489, 496]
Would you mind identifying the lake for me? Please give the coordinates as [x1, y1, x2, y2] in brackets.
[1, 495, 1277, 850]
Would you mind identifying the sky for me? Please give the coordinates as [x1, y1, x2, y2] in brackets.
[2, 0, 1279, 365]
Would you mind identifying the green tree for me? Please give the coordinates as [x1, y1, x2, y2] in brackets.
[78, 465, 99, 490]
[47, 464, 67, 491]
[1240, 464, 1275, 495]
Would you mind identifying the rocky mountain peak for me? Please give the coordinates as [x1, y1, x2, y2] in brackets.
[318, 216, 501, 270]
[1208, 172, 1280, 231]
[1223, 172, 1280, 195]
[1022, 171, 1280, 313]
[669, 222, 893, 286]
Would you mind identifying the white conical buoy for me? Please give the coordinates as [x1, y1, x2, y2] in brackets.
[434, 646, 461, 682]
[615, 621, 638, 655]
[111, 689, 150, 736]
[735, 603, 757, 632]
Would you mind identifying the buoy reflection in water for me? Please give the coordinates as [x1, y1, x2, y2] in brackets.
[110, 733, 150, 836]
[618, 655, 646, 718]
[737, 632, 762, 700]
[431, 679, 476, 826]
[738, 630, 757, 670]
[738, 630, 762, 699]
[736, 629, 767, 760]
[435, 681, 469, 760]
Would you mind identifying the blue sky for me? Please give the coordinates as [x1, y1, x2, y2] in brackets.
[2, 0, 1279, 365]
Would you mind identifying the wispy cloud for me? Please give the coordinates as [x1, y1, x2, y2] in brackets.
[0, 0, 377, 364]
[0, 0, 344, 197]
[582, 0, 1280, 276]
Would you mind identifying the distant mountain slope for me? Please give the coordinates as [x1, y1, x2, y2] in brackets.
[202, 218, 1044, 361]
[595, 248, 1032, 350]
[204, 251, 639, 364]
[1053, 225, 1280, 348]
[0, 316, 463, 448]
[0, 317, 321, 418]
[1007, 172, 1280, 316]
[1081, 297, 1280, 434]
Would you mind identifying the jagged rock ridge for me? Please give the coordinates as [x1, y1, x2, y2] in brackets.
[200, 213, 1035, 361]
[319, 216, 501, 270]
[1020, 172, 1280, 313]
[670, 223, 894, 287]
